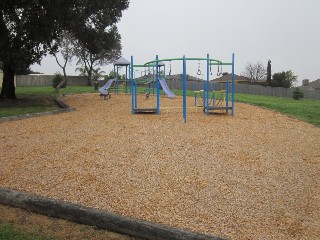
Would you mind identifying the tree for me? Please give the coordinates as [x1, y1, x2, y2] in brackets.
[104, 69, 125, 81]
[91, 68, 106, 82]
[271, 70, 297, 88]
[72, 30, 121, 86]
[292, 87, 304, 100]
[0, 0, 129, 99]
[242, 61, 267, 83]
[52, 31, 74, 92]
[267, 60, 271, 85]
[0, 1, 57, 99]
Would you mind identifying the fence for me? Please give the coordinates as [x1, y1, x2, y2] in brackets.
[15, 74, 88, 87]
[10, 74, 320, 99]
[164, 77, 320, 99]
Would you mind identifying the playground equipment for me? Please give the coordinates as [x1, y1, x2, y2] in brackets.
[194, 80, 230, 112]
[130, 54, 235, 123]
[159, 78, 175, 98]
[99, 78, 115, 99]
[132, 64, 156, 100]
[113, 57, 130, 94]
[130, 62, 169, 113]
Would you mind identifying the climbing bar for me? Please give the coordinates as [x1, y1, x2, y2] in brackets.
[134, 64, 158, 67]
[210, 62, 233, 66]
[144, 57, 223, 66]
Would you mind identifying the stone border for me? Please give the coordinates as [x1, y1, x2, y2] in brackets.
[0, 96, 74, 123]
[0, 188, 226, 240]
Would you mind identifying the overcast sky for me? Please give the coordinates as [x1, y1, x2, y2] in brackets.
[32, 0, 320, 84]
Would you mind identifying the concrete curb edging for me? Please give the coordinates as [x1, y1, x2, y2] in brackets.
[54, 95, 73, 109]
[0, 188, 226, 240]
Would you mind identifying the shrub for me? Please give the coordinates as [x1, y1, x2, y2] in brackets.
[292, 87, 304, 100]
[52, 73, 67, 88]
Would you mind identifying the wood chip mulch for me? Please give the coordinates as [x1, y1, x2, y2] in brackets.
[1, 93, 319, 240]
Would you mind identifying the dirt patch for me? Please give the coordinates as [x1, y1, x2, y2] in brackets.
[0, 93, 319, 240]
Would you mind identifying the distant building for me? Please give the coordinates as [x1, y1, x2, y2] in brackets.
[302, 79, 309, 86]
[212, 73, 251, 84]
[300, 78, 320, 91]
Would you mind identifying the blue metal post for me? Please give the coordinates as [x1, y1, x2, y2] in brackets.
[203, 64, 206, 111]
[194, 82, 197, 106]
[135, 74, 137, 109]
[206, 54, 210, 115]
[226, 81, 229, 113]
[156, 55, 160, 114]
[183, 55, 187, 123]
[152, 66, 155, 95]
[130, 56, 134, 113]
[125, 66, 128, 94]
[116, 65, 119, 94]
[232, 53, 235, 117]
[212, 80, 216, 107]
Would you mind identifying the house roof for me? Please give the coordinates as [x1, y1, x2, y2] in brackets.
[300, 79, 320, 91]
[166, 74, 203, 82]
[212, 73, 251, 83]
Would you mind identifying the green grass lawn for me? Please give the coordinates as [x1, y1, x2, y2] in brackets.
[0, 86, 94, 118]
[1, 86, 319, 126]
[235, 93, 320, 126]
[0, 224, 55, 240]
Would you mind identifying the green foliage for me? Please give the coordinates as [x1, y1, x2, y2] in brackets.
[104, 70, 125, 80]
[0, 86, 94, 118]
[0, 0, 129, 99]
[292, 87, 304, 100]
[270, 70, 297, 88]
[91, 68, 106, 82]
[52, 73, 67, 88]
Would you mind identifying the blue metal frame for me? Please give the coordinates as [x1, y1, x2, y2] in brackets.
[156, 55, 160, 114]
[232, 53, 235, 117]
[226, 80, 229, 113]
[130, 53, 235, 122]
[183, 55, 187, 123]
[205, 54, 210, 115]
[130, 56, 135, 113]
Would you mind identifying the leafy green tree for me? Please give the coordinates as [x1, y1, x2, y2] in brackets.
[292, 87, 304, 100]
[91, 68, 106, 82]
[0, 0, 129, 99]
[271, 70, 297, 88]
[105, 69, 116, 80]
[104, 69, 125, 81]
[75, 67, 87, 77]
[52, 73, 67, 89]
[73, 36, 121, 85]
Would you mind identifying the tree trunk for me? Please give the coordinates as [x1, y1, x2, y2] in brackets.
[54, 79, 67, 93]
[0, 63, 17, 99]
[54, 67, 68, 93]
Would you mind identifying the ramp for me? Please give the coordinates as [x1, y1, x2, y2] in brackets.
[99, 78, 116, 94]
[159, 78, 175, 99]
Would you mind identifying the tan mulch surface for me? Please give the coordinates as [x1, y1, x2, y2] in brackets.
[1, 93, 319, 240]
